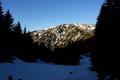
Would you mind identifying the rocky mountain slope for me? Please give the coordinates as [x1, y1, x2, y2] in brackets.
[30, 23, 95, 50]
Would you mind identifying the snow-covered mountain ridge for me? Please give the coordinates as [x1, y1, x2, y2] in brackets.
[31, 23, 95, 49]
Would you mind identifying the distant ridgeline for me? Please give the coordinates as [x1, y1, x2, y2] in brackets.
[31, 23, 95, 50]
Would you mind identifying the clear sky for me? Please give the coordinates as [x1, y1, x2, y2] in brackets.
[1, 0, 104, 31]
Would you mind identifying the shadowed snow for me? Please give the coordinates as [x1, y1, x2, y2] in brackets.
[0, 56, 97, 80]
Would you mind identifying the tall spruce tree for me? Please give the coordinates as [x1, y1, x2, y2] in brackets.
[23, 27, 27, 34]
[3, 10, 14, 32]
[90, 0, 120, 80]
[12, 22, 23, 51]
[2, 10, 14, 51]
[8, 75, 13, 80]
[0, 0, 4, 61]
[13, 22, 22, 35]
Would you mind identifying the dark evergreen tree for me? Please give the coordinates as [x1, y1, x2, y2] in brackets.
[0, 1, 5, 62]
[13, 22, 22, 35]
[12, 22, 23, 52]
[18, 78, 22, 80]
[23, 27, 27, 34]
[8, 75, 13, 80]
[3, 10, 14, 51]
[0, 1, 4, 51]
[90, 0, 120, 80]
[3, 10, 14, 32]
[0, 1, 14, 62]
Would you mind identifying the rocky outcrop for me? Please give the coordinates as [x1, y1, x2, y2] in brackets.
[31, 23, 95, 50]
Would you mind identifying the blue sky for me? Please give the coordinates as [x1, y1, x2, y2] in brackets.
[1, 0, 104, 31]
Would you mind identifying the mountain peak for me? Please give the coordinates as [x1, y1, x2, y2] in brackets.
[31, 23, 95, 50]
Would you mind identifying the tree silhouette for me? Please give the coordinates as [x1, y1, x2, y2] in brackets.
[8, 75, 13, 80]
[0, 1, 4, 51]
[0, 1, 4, 57]
[23, 27, 27, 34]
[0, 1, 38, 62]
[18, 78, 22, 80]
[13, 22, 22, 35]
[90, 0, 120, 80]
[3, 10, 14, 32]
[11, 22, 23, 52]
[0, 2, 15, 62]
[3, 10, 14, 51]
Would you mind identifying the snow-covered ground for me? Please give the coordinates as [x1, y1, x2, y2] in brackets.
[0, 56, 97, 80]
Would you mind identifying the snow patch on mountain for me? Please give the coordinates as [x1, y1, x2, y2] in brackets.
[31, 23, 95, 49]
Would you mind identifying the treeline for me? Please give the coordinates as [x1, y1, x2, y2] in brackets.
[52, 38, 93, 65]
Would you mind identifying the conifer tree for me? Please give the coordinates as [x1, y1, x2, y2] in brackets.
[12, 22, 22, 51]
[90, 0, 120, 79]
[13, 22, 22, 35]
[3, 10, 14, 32]
[23, 27, 27, 34]
[8, 75, 13, 80]
[2, 10, 14, 51]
